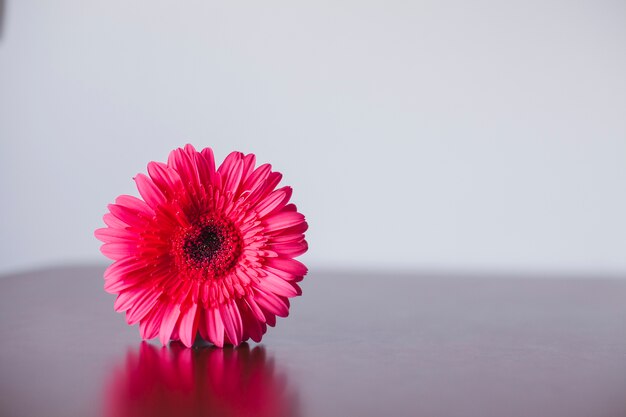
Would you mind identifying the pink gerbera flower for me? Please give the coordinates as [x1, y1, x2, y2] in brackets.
[95, 145, 308, 347]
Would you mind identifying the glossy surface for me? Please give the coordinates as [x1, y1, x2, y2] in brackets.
[1, 266, 625, 417]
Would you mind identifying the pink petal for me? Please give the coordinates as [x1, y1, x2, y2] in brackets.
[159, 302, 181, 346]
[255, 187, 292, 218]
[264, 257, 308, 277]
[253, 288, 289, 317]
[103, 259, 158, 284]
[114, 288, 145, 312]
[264, 172, 283, 194]
[243, 295, 266, 323]
[115, 195, 153, 214]
[94, 227, 137, 243]
[258, 273, 300, 298]
[200, 147, 216, 168]
[268, 232, 306, 243]
[281, 203, 298, 212]
[104, 273, 140, 293]
[242, 163, 271, 193]
[241, 153, 257, 183]
[263, 210, 305, 231]
[263, 310, 277, 327]
[100, 242, 139, 260]
[268, 221, 309, 237]
[239, 300, 265, 343]
[147, 161, 183, 199]
[218, 152, 245, 194]
[108, 203, 151, 228]
[167, 147, 201, 196]
[139, 301, 167, 340]
[205, 307, 225, 348]
[103, 213, 126, 228]
[126, 289, 162, 325]
[247, 172, 283, 203]
[134, 173, 166, 208]
[268, 240, 308, 257]
[220, 300, 243, 345]
[183, 143, 198, 155]
[199, 147, 217, 186]
[178, 303, 199, 347]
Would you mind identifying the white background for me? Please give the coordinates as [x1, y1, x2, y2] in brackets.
[1, 0, 625, 276]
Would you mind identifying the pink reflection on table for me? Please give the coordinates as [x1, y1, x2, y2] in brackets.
[105, 342, 297, 417]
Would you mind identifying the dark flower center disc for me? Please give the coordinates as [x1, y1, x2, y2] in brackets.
[178, 217, 243, 278]
[184, 225, 224, 264]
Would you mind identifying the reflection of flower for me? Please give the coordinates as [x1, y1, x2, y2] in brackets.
[105, 342, 297, 417]
[95, 145, 308, 347]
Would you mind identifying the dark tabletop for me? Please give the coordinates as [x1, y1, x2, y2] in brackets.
[0, 266, 625, 417]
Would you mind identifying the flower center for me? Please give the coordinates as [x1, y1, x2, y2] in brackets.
[176, 216, 243, 279]
[184, 225, 224, 264]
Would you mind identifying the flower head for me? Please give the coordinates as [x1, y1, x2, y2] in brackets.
[95, 145, 308, 347]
